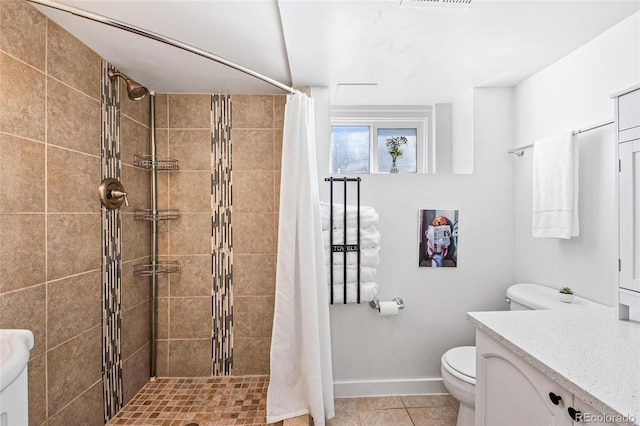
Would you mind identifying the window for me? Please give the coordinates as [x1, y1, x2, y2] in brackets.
[330, 106, 431, 174]
[377, 128, 417, 173]
[331, 126, 370, 173]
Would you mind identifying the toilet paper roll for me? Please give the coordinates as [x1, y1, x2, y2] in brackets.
[378, 301, 399, 316]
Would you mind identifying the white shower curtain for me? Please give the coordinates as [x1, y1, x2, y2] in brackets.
[267, 92, 335, 425]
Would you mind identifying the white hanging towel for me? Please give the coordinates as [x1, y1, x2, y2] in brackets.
[322, 226, 381, 249]
[532, 131, 579, 239]
[326, 265, 377, 284]
[320, 202, 379, 230]
[331, 282, 379, 303]
[267, 93, 334, 425]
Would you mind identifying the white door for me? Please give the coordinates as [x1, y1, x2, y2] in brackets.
[619, 140, 640, 293]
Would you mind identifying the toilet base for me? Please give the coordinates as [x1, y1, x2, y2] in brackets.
[456, 402, 474, 426]
[441, 360, 475, 426]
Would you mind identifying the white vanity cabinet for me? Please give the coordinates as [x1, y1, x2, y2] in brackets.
[475, 330, 612, 426]
[572, 397, 616, 426]
[615, 85, 640, 319]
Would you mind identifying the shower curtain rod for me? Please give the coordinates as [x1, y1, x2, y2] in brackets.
[27, 0, 299, 95]
[508, 119, 614, 156]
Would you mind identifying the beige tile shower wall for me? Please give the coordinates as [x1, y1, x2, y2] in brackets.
[154, 94, 285, 377]
[231, 95, 285, 375]
[0, 2, 150, 424]
[119, 85, 152, 405]
[155, 94, 214, 377]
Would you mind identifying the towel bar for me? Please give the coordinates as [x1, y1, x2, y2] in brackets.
[508, 119, 614, 156]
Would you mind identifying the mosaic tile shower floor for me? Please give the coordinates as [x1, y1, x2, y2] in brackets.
[107, 376, 272, 426]
[107, 376, 459, 426]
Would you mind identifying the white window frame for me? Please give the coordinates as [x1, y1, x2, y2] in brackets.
[330, 106, 432, 174]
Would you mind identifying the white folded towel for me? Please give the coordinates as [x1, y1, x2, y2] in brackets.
[323, 227, 381, 249]
[330, 281, 378, 303]
[326, 265, 377, 284]
[320, 202, 379, 230]
[532, 131, 579, 239]
[325, 247, 380, 267]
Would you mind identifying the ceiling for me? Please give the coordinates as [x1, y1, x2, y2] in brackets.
[34, 0, 640, 104]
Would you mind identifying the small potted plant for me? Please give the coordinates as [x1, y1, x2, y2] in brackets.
[558, 286, 574, 303]
[386, 136, 408, 173]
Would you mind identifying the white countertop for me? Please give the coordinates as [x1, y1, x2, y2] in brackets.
[468, 308, 640, 425]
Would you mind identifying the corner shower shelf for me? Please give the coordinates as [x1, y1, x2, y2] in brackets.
[134, 155, 179, 171]
[134, 209, 180, 221]
[133, 261, 180, 277]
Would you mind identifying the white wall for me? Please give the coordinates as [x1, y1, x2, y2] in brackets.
[307, 11, 640, 397]
[513, 12, 640, 306]
[312, 86, 516, 396]
[452, 90, 474, 175]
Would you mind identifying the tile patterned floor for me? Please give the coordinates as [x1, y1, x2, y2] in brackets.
[107, 376, 272, 426]
[329, 395, 460, 426]
[107, 376, 459, 426]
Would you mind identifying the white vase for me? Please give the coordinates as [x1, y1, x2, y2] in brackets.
[558, 293, 574, 303]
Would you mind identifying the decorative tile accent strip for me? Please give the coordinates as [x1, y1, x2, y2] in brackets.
[211, 94, 233, 375]
[101, 60, 123, 422]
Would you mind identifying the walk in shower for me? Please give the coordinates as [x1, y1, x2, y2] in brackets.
[0, 1, 290, 424]
[39, 0, 294, 419]
[100, 61, 286, 424]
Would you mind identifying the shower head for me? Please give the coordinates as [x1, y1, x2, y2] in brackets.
[108, 69, 149, 101]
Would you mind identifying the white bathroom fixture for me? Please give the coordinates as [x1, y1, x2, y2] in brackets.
[440, 284, 605, 426]
[506, 283, 605, 311]
[0, 329, 35, 426]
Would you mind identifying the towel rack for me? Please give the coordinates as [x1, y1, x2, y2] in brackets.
[325, 177, 362, 304]
[508, 120, 614, 156]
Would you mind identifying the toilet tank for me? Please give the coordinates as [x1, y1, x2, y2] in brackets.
[507, 283, 607, 311]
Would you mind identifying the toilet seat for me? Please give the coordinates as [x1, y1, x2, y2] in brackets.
[442, 346, 476, 385]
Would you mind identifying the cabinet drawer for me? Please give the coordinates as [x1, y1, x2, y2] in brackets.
[618, 89, 640, 131]
[619, 126, 640, 144]
[620, 288, 640, 309]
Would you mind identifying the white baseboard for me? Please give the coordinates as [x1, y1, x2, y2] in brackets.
[333, 378, 447, 398]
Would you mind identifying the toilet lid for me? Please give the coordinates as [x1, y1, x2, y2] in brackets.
[444, 346, 476, 379]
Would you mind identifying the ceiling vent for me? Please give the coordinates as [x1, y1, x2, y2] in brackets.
[399, 0, 473, 9]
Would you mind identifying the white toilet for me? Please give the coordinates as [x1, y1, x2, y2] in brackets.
[440, 283, 606, 426]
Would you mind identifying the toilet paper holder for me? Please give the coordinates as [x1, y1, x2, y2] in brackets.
[369, 297, 404, 311]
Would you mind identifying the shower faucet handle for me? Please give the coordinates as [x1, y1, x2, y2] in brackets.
[98, 178, 130, 210]
[110, 190, 130, 207]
